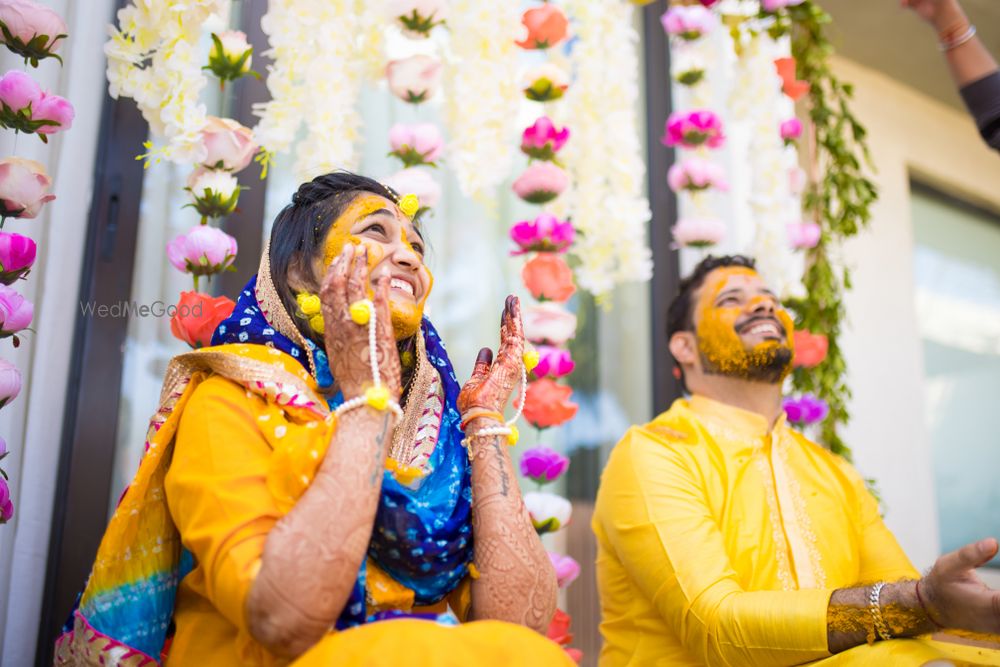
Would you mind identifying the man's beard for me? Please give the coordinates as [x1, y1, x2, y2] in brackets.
[699, 341, 793, 384]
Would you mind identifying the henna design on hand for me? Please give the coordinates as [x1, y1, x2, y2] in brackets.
[458, 296, 524, 419]
[320, 244, 402, 400]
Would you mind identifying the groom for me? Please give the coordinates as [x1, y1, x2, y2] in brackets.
[592, 254, 1000, 666]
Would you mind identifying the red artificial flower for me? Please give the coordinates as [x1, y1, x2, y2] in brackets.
[774, 57, 810, 101]
[170, 291, 235, 349]
[520, 377, 578, 429]
[546, 608, 584, 664]
[522, 254, 576, 302]
[793, 330, 828, 368]
[515, 4, 569, 50]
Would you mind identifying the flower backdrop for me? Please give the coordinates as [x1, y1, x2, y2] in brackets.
[0, 0, 72, 525]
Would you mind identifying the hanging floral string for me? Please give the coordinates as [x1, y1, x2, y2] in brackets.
[0, 0, 73, 525]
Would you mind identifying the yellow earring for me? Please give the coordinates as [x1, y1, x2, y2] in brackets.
[295, 292, 325, 334]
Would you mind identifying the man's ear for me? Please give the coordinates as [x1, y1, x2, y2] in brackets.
[669, 331, 698, 367]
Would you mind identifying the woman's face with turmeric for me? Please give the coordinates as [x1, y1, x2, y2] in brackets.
[691, 267, 795, 383]
[318, 193, 433, 340]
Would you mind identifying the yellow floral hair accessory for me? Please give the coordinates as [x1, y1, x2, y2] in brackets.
[295, 292, 325, 333]
[349, 299, 373, 325]
[523, 346, 540, 374]
[398, 193, 420, 218]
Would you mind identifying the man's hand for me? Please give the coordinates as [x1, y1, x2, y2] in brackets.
[921, 538, 1000, 634]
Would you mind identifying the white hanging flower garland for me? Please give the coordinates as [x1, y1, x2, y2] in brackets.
[560, 0, 652, 298]
[104, 0, 231, 164]
[441, 1, 522, 205]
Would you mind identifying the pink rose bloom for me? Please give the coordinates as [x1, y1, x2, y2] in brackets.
[388, 122, 444, 164]
[510, 213, 575, 255]
[201, 116, 257, 172]
[0, 156, 54, 219]
[548, 552, 581, 589]
[762, 0, 804, 11]
[533, 345, 575, 379]
[662, 110, 725, 150]
[521, 116, 569, 160]
[0, 0, 67, 56]
[667, 157, 728, 193]
[0, 231, 35, 282]
[780, 117, 803, 142]
[0, 283, 30, 335]
[386, 54, 442, 104]
[512, 162, 569, 204]
[523, 302, 577, 346]
[787, 221, 821, 249]
[661, 5, 716, 40]
[0, 69, 40, 111]
[0, 357, 21, 408]
[671, 218, 726, 248]
[32, 91, 73, 134]
[0, 475, 11, 523]
[383, 166, 442, 209]
[167, 225, 238, 276]
[520, 446, 569, 484]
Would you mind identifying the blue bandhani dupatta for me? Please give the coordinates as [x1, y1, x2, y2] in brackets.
[212, 276, 473, 628]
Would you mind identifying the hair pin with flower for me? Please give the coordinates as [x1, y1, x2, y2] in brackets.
[398, 193, 420, 218]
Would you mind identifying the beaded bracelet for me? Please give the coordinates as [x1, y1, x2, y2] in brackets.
[868, 581, 892, 641]
[461, 355, 531, 453]
[333, 299, 403, 420]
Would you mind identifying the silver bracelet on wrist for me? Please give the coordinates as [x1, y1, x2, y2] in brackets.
[939, 24, 977, 51]
[868, 581, 893, 641]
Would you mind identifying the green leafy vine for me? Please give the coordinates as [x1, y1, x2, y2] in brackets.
[770, 2, 879, 459]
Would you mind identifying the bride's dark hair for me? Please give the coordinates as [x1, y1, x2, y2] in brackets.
[268, 171, 398, 345]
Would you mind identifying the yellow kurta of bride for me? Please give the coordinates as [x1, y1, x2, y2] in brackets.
[593, 395, 1000, 667]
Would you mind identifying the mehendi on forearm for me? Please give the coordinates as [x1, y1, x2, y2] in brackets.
[466, 418, 558, 633]
[246, 409, 394, 658]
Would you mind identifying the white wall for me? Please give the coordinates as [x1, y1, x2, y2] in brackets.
[834, 57, 1000, 574]
[0, 0, 115, 663]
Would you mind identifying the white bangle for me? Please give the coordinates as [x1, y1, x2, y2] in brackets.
[334, 393, 403, 419]
[939, 24, 976, 51]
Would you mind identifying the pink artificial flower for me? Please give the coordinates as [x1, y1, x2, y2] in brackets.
[388, 122, 444, 166]
[661, 5, 716, 40]
[667, 158, 728, 193]
[0, 0, 67, 61]
[522, 63, 569, 102]
[383, 167, 442, 209]
[0, 283, 30, 336]
[533, 345, 575, 379]
[548, 552, 581, 588]
[515, 4, 570, 50]
[520, 446, 570, 484]
[0, 231, 35, 283]
[0, 157, 54, 219]
[0, 357, 21, 408]
[386, 54, 442, 104]
[512, 162, 569, 204]
[522, 254, 576, 303]
[521, 116, 569, 161]
[782, 393, 828, 425]
[780, 117, 803, 143]
[32, 91, 73, 134]
[699, 0, 720, 5]
[523, 302, 577, 346]
[787, 221, 821, 249]
[167, 225, 238, 276]
[200, 116, 257, 172]
[762, 0, 805, 11]
[671, 218, 726, 248]
[389, 0, 447, 37]
[509, 213, 575, 255]
[662, 110, 725, 150]
[0, 69, 40, 111]
[0, 475, 11, 523]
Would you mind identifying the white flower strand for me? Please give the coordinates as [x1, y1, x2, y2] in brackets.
[334, 300, 404, 420]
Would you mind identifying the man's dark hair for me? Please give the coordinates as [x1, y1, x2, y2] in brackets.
[666, 254, 757, 341]
[268, 171, 404, 346]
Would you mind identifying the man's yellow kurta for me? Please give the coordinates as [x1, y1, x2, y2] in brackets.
[593, 396, 1000, 666]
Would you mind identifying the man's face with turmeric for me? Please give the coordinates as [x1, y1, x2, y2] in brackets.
[318, 194, 433, 340]
[691, 267, 795, 384]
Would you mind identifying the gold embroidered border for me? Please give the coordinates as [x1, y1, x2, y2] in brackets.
[774, 432, 826, 589]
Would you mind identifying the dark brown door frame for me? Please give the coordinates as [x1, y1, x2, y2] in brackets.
[38, 2, 270, 663]
[643, 0, 683, 414]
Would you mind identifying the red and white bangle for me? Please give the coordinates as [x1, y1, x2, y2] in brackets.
[939, 23, 976, 51]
